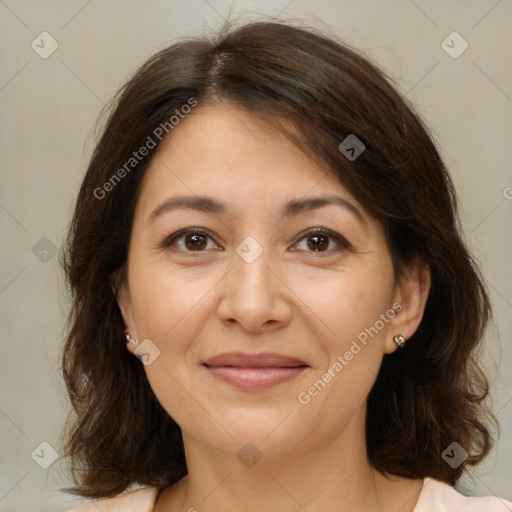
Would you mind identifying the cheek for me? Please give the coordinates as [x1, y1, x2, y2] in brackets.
[129, 268, 217, 426]
[294, 265, 395, 407]
[129, 260, 217, 346]
[294, 285, 393, 434]
[295, 263, 395, 353]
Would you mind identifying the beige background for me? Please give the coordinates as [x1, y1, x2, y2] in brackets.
[0, 0, 510, 510]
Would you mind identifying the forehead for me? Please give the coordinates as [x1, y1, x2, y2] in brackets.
[150, 103, 330, 177]
[135, 104, 366, 222]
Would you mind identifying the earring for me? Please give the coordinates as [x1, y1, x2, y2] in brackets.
[126, 333, 138, 345]
[393, 334, 406, 348]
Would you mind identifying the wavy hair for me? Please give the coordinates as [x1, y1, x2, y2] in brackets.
[61, 20, 494, 498]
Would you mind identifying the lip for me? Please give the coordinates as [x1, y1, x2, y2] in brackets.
[203, 352, 309, 392]
[204, 352, 307, 368]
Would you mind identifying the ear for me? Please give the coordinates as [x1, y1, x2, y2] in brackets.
[113, 273, 138, 355]
[385, 257, 431, 354]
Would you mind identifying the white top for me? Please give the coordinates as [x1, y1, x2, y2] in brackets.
[67, 477, 512, 511]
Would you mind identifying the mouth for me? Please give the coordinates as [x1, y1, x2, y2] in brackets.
[202, 352, 309, 392]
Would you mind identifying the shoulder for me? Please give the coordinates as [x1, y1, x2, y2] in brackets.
[414, 477, 512, 511]
[65, 487, 159, 512]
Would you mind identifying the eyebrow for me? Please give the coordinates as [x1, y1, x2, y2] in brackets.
[148, 194, 367, 227]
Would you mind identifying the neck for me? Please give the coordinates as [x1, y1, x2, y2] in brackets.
[160, 408, 422, 512]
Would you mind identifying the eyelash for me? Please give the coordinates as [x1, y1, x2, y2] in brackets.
[160, 227, 350, 256]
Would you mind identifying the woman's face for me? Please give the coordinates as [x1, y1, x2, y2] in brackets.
[117, 104, 427, 460]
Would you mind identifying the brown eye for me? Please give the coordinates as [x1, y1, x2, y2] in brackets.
[293, 228, 349, 255]
[307, 234, 330, 252]
[184, 233, 207, 251]
[162, 228, 219, 252]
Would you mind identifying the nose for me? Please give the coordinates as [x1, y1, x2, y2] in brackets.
[217, 243, 292, 334]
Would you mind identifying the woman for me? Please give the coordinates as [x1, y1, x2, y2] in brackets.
[62, 21, 511, 511]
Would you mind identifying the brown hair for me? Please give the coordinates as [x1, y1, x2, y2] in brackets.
[61, 20, 494, 498]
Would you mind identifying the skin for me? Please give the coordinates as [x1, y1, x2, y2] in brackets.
[117, 104, 431, 512]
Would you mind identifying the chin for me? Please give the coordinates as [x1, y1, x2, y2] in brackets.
[193, 408, 315, 458]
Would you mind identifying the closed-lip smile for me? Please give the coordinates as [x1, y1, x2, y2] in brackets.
[203, 352, 308, 391]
